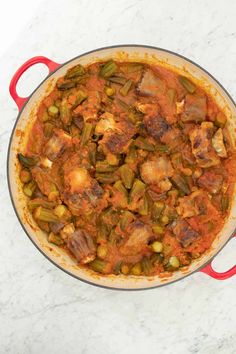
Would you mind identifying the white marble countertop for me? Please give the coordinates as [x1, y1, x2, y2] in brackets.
[1, 0, 236, 353]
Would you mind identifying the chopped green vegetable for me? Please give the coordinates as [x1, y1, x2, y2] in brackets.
[113, 180, 128, 199]
[171, 174, 190, 195]
[142, 257, 153, 275]
[131, 263, 142, 276]
[65, 64, 85, 79]
[60, 98, 71, 125]
[95, 173, 119, 184]
[34, 206, 58, 223]
[72, 90, 88, 109]
[166, 88, 176, 104]
[96, 161, 118, 173]
[57, 81, 76, 90]
[43, 122, 54, 138]
[120, 80, 133, 96]
[20, 169, 31, 183]
[155, 144, 169, 153]
[80, 122, 93, 146]
[152, 202, 165, 221]
[23, 181, 36, 197]
[178, 75, 196, 94]
[18, 153, 39, 168]
[108, 76, 126, 85]
[99, 60, 117, 78]
[89, 258, 107, 273]
[116, 98, 130, 111]
[134, 136, 155, 151]
[97, 245, 108, 259]
[48, 105, 59, 118]
[221, 194, 229, 213]
[28, 198, 55, 211]
[48, 232, 64, 246]
[138, 194, 149, 216]
[121, 63, 143, 73]
[129, 179, 146, 202]
[119, 211, 135, 231]
[119, 164, 134, 189]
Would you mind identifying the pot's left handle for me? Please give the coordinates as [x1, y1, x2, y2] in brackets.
[9, 56, 60, 110]
[200, 235, 236, 280]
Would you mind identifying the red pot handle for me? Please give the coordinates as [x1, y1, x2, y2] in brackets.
[9, 56, 60, 110]
[200, 235, 236, 280]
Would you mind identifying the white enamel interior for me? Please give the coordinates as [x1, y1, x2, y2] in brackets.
[8, 46, 236, 289]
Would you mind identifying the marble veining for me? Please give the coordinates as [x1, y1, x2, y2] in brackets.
[1, 0, 236, 353]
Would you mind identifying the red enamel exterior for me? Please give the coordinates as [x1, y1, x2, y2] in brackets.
[9, 54, 236, 283]
[9, 56, 60, 110]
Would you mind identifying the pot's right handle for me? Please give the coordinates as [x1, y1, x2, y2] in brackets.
[200, 235, 236, 280]
[9, 56, 60, 110]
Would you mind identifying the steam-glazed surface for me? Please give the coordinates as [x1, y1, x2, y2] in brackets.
[17, 59, 236, 276]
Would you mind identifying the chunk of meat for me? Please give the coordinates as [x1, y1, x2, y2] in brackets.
[65, 167, 91, 193]
[100, 119, 136, 154]
[144, 114, 170, 141]
[177, 191, 202, 218]
[212, 128, 227, 158]
[67, 229, 96, 264]
[189, 122, 220, 167]
[140, 156, 174, 184]
[119, 221, 153, 256]
[173, 219, 200, 247]
[197, 171, 223, 194]
[72, 90, 100, 121]
[181, 94, 207, 122]
[160, 128, 183, 149]
[44, 129, 72, 161]
[137, 69, 166, 96]
[31, 167, 57, 196]
[95, 112, 116, 134]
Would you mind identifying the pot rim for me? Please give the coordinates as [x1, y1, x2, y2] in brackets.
[7, 44, 236, 290]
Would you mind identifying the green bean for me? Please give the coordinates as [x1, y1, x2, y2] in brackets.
[65, 64, 85, 79]
[119, 211, 135, 231]
[96, 161, 118, 173]
[125, 142, 137, 163]
[119, 164, 134, 189]
[178, 75, 196, 94]
[121, 63, 143, 73]
[23, 181, 36, 197]
[48, 232, 64, 246]
[28, 198, 56, 211]
[89, 258, 107, 273]
[155, 144, 169, 153]
[18, 153, 39, 168]
[120, 80, 133, 96]
[96, 173, 119, 184]
[215, 112, 227, 128]
[80, 122, 93, 146]
[134, 136, 155, 151]
[166, 88, 176, 104]
[20, 169, 31, 183]
[138, 194, 149, 216]
[171, 174, 190, 195]
[34, 206, 59, 223]
[113, 180, 128, 198]
[72, 90, 88, 109]
[43, 122, 54, 138]
[108, 76, 126, 85]
[152, 201, 165, 220]
[99, 60, 117, 78]
[142, 257, 153, 275]
[129, 179, 146, 202]
[97, 222, 109, 242]
[48, 105, 59, 118]
[57, 81, 76, 90]
[114, 261, 122, 275]
[221, 194, 229, 213]
[88, 143, 97, 166]
[116, 98, 130, 111]
[60, 98, 71, 125]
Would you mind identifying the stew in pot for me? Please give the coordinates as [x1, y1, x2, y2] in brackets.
[18, 60, 236, 276]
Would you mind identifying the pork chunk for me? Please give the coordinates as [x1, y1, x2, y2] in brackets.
[173, 219, 200, 247]
[67, 229, 96, 264]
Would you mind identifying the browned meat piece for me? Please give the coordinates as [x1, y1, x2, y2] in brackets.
[160, 128, 183, 149]
[144, 114, 170, 141]
[181, 94, 207, 122]
[67, 229, 96, 264]
[119, 221, 153, 256]
[197, 171, 223, 194]
[100, 119, 136, 154]
[140, 156, 174, 185]
[189, 122, 220, 168]
[31, 167, 57, 196]
[181, 144, 196, 164]
[44, 129, 72, 161]
[173, 219, 200, 247]
[49, 222, 65, 234]
[176, 191, 202, 218]
[137, 69, 166, 96]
